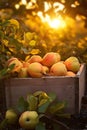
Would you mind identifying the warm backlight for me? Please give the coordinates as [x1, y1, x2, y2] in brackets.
[37, 12, 66, 29]
[49, 18, 66, 29]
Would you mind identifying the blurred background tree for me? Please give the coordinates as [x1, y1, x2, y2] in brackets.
[0, 0, 87, 26]
[0, 0, 87, 71]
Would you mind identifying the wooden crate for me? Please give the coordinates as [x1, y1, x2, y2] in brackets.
[0, 79, 6, 112]
[4, 63, 86, 114]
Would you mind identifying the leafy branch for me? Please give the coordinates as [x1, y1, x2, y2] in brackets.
[0, 91, 71, 130]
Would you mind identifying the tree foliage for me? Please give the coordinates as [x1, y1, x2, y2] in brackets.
[0, 0, 87, 73]
[0, 0, 87, 27]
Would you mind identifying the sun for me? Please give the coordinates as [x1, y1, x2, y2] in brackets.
[47, 17, 66, 29]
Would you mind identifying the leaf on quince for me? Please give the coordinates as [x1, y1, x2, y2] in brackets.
[38, 99, 51, 113]
[0, 64, 15, 78]
[33, 91, 49, 104]
[35, 121, 46, 130]
[48, 101, 66, 114]
[0, 68, 9, 77]
[16, 96, 29, 113]
[33, 91, 45, 97]
[38, 99, 48, 107]
[39, 92, 49, 102]
[48, 92, 57, 102]
[27, 94, 38, 111]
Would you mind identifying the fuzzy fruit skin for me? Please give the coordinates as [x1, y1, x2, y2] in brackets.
[50, 62, 67, 76]
[41, 52, 61, 67]
[22, 61, 30, 68]
[28, 62, 43, 78]
[18, 62, 30, 78]
[19, 111, 39, 129]
[18, 67, 29, 78]
[66, 71, 76, 77]
[5, 109, 18, 124]
[42, 66, 49, 75]
[28, 55, 42, 63]
[64, 56, 80, 73]
[7, 57, 23, 73]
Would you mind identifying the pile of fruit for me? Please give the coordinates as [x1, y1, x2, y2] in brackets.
[6, 52, 81, 78]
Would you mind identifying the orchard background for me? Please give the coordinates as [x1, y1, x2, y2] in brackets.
[0, 0, 87, 76]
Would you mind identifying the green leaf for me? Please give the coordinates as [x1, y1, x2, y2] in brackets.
[0, 64, 15, 79]
[38, 99, 50, 113]
[35, 122, 46, 130]
[0, 20, 9, 26]
[33, 91, 46, 97]
[56, 113, 71, 118]
[0, 68, 9, 78]
[38, 99, 48, 107]
[48, 101, 66, 114]
[0, 30, 4, 38]
[8, 37, 22, 50]
[16, 96, 29, 113]
[24, 32, 34, 42]
[48, 92, 57, 102]
[8, 63, 15, 70]
[0, 119, 8, 129]
[38, 92, 49, 102]
[27, 94, 38, 111]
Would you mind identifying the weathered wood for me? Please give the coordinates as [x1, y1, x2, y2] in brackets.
[4, 64, 86, 114]
[0, 79, 6, 112]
